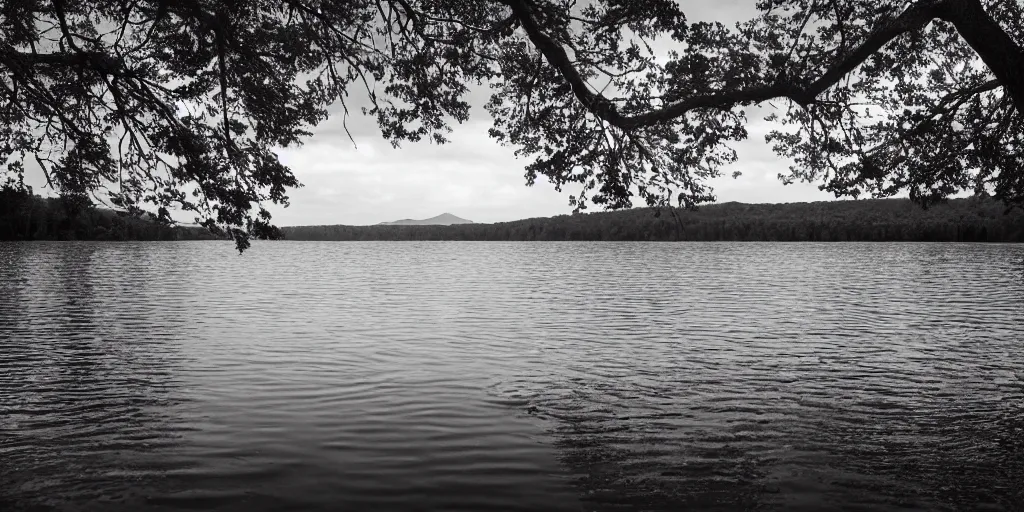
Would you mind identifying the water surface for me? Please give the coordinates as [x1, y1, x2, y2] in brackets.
[2, 241, 1023, 511]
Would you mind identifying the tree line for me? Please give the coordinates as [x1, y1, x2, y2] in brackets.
[282, 197, 1024, 243]
[5, 185, 1021, 244]
[0, 186, 221, 242]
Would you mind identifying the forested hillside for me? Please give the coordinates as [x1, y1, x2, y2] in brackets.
[283, 198, 1024, 242]
[6, 185, 1021, 244]
[0, 187, 221, 242]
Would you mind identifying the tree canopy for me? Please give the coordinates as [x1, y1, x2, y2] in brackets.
[2, 0, 1022, 250]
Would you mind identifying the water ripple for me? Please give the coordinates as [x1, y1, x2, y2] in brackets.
[2, 241, 1023, 511]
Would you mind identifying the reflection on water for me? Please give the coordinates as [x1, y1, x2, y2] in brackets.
[0, 243, 194, 510]
[1, 241, 1023, 511]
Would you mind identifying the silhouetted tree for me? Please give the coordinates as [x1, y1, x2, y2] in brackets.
[0, 183, 222, 242]
[1, 0, 1021, 250]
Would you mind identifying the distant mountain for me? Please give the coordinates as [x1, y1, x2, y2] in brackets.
[378, 213, 474, 226]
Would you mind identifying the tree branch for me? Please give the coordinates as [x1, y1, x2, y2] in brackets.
[938, 0, 1024, 113]
[503, 0, 950, 130]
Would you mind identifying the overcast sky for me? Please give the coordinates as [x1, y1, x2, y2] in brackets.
[21, 1, 843, 227]
[267, 0, 846, 226]
[268, 105, 838, 226]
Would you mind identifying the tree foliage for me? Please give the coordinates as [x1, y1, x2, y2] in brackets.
[0, 182, 220, 241]
[2, 0, 1022, 250]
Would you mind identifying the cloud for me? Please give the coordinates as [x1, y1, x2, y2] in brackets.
[268, 108, 838, 226]
[268, 114, 578, 226]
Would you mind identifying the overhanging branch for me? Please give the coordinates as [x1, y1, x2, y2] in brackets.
[503, 0, 952, 130]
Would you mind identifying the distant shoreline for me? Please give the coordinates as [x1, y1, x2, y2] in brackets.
[4, 195, 1022, 244]
[282, 198, 1024, 243]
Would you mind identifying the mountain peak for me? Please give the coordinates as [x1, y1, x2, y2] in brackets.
[378, 213, 474, 226]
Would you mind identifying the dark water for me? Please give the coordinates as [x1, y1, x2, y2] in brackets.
[2, 241, 1023, 512]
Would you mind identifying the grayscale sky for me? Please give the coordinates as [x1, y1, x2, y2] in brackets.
[21, 1, 845, 226]
[264, 0, 846, 226]
[266, 0, 843, 226]
[268, 103, 838, 227]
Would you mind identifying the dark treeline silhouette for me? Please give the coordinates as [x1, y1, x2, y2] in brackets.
[283, 198, 1024, 242]
[0, 187, 221, 242]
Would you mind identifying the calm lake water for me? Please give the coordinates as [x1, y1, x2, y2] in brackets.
[2, 241, 1023, 511]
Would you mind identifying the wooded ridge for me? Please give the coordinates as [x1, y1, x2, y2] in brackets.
[282, 197, 1024, 242]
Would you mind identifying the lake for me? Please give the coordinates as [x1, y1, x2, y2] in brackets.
[1, 241, 1023, 511]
